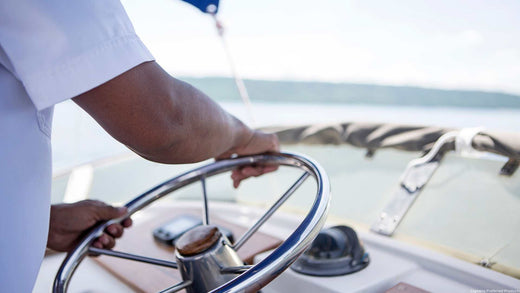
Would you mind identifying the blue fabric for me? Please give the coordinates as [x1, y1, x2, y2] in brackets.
[181, 0, 220, 13]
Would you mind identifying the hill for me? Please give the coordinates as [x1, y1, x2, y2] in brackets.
[179, 77, 520, 108]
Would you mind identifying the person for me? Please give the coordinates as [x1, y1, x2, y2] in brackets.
[0, 1, 279, 292]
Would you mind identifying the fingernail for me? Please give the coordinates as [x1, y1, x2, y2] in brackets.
[117, 207, 127, 214]
[101, 236, 109, 245]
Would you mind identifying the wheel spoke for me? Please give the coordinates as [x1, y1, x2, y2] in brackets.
[232, 172, 310, 250]
[88, 247, 178, 269]
[158, 280, 193, 293]
[201, 176, 209, 225]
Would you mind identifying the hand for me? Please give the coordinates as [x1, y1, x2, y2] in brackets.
[47, 200, 132, 252]
[216, 130, 280, 188]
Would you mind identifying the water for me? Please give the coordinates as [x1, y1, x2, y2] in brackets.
[52, 100, 520, 172]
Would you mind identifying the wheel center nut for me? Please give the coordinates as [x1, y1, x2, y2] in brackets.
[176, 225, 222, 256]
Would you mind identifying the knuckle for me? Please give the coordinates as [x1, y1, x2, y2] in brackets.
[268, 134, 279, 150]
[86, 199, 101, 206]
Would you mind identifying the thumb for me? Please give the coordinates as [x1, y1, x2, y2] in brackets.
[94, 203, 127, 221]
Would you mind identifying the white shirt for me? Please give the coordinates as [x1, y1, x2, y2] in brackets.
[0, 1, 153, 291]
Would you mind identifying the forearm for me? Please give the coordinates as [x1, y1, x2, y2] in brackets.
[74, 61, 253, 164]
[132, 77, 254, 163]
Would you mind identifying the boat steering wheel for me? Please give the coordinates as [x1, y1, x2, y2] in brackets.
[53, 152, 330, 293]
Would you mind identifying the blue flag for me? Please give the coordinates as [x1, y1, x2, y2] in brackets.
[181, 0, 220, 14]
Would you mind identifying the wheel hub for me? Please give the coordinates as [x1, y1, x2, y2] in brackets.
[176, 226, 243, 293]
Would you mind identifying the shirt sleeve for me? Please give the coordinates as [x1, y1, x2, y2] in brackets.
[0, 0, 154, 110]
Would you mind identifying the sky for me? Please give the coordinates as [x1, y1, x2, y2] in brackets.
[120, 0, 520, 95]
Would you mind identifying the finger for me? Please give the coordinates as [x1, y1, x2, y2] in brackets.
[262, 165, 279, 173]
[232, 165, 278, 181]
[104, 236, 116, 249]
[122, 217, 133, 228]
[93, 240, 103, 249]
[93, 203, 128, 222]
[241, 166, 264, 177]
[230, 169, 250, 186]
[98, 233, 116, 249]
[230, 164, 280, 188]
[233, 177, 241, 188]
[106, 224, 124, 238]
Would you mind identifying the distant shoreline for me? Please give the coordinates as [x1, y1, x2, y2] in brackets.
[179, 76, 520, 109]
